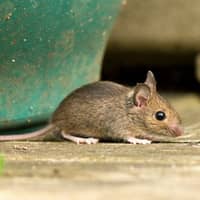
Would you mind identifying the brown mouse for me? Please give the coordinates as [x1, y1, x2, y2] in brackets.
[0, 71, 184, 144]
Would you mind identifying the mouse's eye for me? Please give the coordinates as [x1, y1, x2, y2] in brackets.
[155, 111, 166, 121]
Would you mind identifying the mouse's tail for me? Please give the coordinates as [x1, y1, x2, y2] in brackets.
[0, 124, 54, 141]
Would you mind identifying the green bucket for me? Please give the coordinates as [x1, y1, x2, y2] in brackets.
[0, 0, 122, 132]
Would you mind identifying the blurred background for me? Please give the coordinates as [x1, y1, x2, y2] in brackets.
[1, 0, 200, 132]
[102, 0, 200, 92]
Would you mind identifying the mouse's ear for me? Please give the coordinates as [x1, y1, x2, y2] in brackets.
[133, 83, 151, 107]
[144, 71, 157, 92]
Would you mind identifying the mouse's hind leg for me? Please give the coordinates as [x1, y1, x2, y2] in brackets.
[61, 131, 99, 144]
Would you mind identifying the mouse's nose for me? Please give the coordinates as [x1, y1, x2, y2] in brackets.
[169, 124, 184, 137]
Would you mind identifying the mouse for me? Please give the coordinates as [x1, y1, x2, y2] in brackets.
[0, 71, 184, 144]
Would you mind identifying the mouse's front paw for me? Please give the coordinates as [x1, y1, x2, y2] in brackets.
[126, 137, 151, 145]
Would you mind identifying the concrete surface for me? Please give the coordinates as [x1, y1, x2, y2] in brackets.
[0, 93, 200, 200]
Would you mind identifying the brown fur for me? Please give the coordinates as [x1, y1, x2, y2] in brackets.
[51, 72, 183, 141]
[0, 71, 183, 142]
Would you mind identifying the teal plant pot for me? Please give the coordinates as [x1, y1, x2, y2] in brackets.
[0, 0, 122, 132]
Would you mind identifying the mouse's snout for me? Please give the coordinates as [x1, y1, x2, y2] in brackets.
[169, 124, 184, 137]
